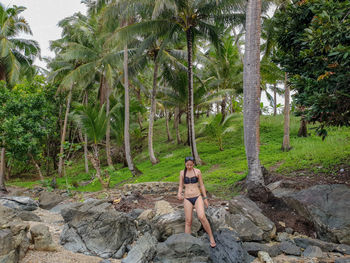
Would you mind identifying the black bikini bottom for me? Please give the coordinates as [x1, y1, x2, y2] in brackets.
[185, 195, 200, 205]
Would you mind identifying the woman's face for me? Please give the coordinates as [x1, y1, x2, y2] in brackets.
[185, 160, 194, 169]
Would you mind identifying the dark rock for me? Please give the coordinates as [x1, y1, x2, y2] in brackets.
[228, 195, 276, 241]
[206, 206, 229, 231]
[207, 229, 252, 263]
[49, 203, 72, 214]
[285, 227, 294, 234]
[243, 242, 281, 257]
[128, 208, 144, 220]
[16, 211, 41, 222]
[276, 232, 290, 242]
[335, 244, 350, 255]
[302, 245, 323, 258]
[0, 196, 38, 211]
[282, 184, 350, 245]
[335, 258, 350, 263]
[154, 233, 209, 263]
[279, 240, 302, 256]
[0, 229, 14, 256]
[39, 191, 64, 210]
[294, 237, 337, 252]
[226, 213, 264, 241]
[121, 232, 157, 263]
[60, 200, 137, 259]
[99, 260, 111, 263]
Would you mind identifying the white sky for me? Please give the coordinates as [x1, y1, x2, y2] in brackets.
[2, 0, 87, 68]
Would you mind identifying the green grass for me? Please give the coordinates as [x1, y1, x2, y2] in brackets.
[8, 114, 350, 197]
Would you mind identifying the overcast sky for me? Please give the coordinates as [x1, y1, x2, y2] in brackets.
[2, 0, 87, 68]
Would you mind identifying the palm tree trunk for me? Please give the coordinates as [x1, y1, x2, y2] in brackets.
[165, 107, 172, 142]
[221, 94, 227, 122]
[282, 72, 291, 151]
[243, 0, 268, 201]
[298, 118, 308, 137]
[58, 85, 73, 177]
[89, 144, 109, 189]
[174, 107, 182, 144]
[30, 154, 44, 181]
[273, 83, 277, 116]
[186, 28, 202, 165]
[0, 147, 7, 192]
[124, 44, 140, 176]
[105, 77, 113, 167]
[148, 60, 159, 164]
[83, 91, 89, 173]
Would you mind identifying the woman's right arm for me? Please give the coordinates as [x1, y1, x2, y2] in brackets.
[177, 171, 184, 200]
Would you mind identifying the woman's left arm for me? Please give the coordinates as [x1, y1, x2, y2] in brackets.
[198, 169, 209, 207]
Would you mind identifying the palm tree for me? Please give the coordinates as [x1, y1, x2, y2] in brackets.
[281, 72, 291, 151]
[243, 0, 269, 201]
[74, 104, 110, 188]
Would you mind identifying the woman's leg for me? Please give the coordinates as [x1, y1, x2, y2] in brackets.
[184, 199, 194, 234]
[195, 196, 216, 246]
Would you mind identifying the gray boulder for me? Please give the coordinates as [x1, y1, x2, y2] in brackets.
[154, 233, 210, 263]
[0, 196, 38, 211]
[60, 200, 137, 259]
[282, 184, 350, 245]
[30, 224, 56, 251]
[228, 195, 276, 241]
[207, 229, 253, 263]
[39, 191, 64, 210]
[302, 245, 323, 258]
[121, 232, 157, 263]
[205, 206, 229, 231]
[279, 240, 302, 256]
[0, 205, 30, 263]
[335, 258, 350, 263]
[16, 211, 41, 222]
[294, 237, 337, 252]
[152, 210, 201, 241]
[242, 242, 281, 257]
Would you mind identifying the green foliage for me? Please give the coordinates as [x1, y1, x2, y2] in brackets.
[273, 0, 350, 128]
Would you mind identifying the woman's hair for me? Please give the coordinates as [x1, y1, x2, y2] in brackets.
[184, 156, 194, 177]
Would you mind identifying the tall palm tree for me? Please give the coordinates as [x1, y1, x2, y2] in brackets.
[243, 0, 269, 201]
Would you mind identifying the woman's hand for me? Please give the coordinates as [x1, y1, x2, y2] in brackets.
[177, 193, 184, 201]
[204, 198, 209, 208]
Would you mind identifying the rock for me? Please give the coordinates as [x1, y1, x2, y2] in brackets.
[279, 240, 302, 256]
[243, 242, 281, 257]
[0, 196, 38, 211]
[293, 237, 337, 252]
[302, 245, 323, 258]
[285, 227, 294, 234]
[154, 200, 174, 217]
[282, 184, 350, 245]
[39, 191, 64, 210]
[258, 251, 273, 263]
[16, 211, 42, 222]
[152, 210, 201, 241]
[276, 232, 290, 242]
[30, 224, 56, 251]
[335, 244, 350, 255]
[226, 213, 264, 241]
[206, 206, 230, 231]
[335, 258, 350, 263]
[128, 209, 144, 220]
[121, 232, 157, 263]
[228, 195, 276, 241]
[60, 200, 137, 258]
[207, 229, 254, 263]
[99, 260, 111, 263]
[154, 233, 209, 263]
[0, 205, 30, 262]
[138, 209, 155, 221]
[49, 203, 72, 214]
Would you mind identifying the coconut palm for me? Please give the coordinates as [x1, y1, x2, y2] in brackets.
[74, 104, 110, 188]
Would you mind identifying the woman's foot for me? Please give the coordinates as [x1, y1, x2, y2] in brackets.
[209, 239, 216, 248]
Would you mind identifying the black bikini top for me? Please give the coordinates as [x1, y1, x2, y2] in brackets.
[184, 169, 198, 184]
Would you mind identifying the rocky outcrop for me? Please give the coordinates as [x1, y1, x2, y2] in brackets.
[121, 232, 157, 263]
[30, 224, 57, 251]
[281, 184, 350, 245]
[60, 199, 137, 259]
[228, 195, 276, 241]
[39, 191, 64, 210]
[0, 205, 30, 263]
[0, 196, 38, 211]
[154, 233, 210, 263]
[122, 182, 178, 195]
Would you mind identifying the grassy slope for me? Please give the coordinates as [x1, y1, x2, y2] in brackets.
[9, 114, 350, 197]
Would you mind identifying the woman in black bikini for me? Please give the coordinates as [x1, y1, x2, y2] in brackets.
[177, 156, 216, 248]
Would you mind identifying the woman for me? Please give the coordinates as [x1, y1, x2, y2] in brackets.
[177, 156, 216, 248]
